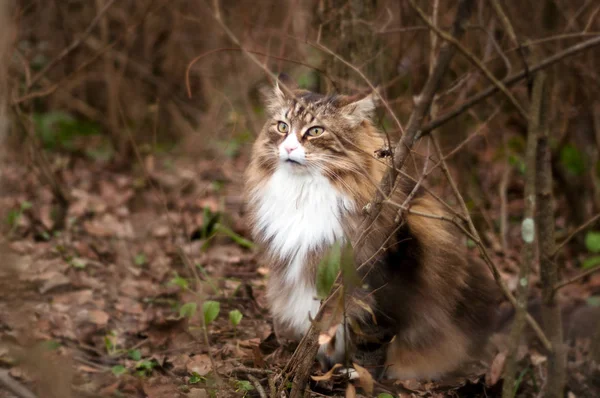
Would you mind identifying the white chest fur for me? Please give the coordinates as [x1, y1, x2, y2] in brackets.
[251, 165, 354, 334]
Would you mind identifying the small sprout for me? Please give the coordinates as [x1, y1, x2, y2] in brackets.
[234, 380, 254, 394]
[179, 302, 197, 319]
[189, 372, 205, 384]
[202, 301, 220, 326]
[169, 273, 189, 290]
[135, 359, 157, 376]
[70, 258, 87, 269]
[229, 309, 243, 328]
[378, 394, 395, 398]
[134, 253, 147, 266]
[128, 349, 142, 361]
[585, 231, 600, 253]
[111, 365, 127, 376]
[20, 201, 33, 211]
[42, 340, 61, 351]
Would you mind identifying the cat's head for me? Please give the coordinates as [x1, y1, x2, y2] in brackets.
[251, 76, 383, 182]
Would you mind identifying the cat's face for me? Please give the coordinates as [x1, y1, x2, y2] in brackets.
[254, 83, 379, 177]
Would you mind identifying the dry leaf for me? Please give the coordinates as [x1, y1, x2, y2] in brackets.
[345, 383, 357, 398]
[486, 351, 506, 386]
[352, 298, 377, 325]
[351, 363, 374, 395]
[186, 354, 212, 376]
[310, 363, 342, 381]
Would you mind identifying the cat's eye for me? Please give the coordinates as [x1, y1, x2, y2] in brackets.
[306, 126, 325, 137]
[277, 121, 289, 134]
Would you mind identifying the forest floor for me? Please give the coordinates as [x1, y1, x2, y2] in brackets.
[1, 149, 600, 398]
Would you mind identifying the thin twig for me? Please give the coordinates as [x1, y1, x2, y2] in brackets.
[553, 212, 600, 256]
[489, 0, 530, 79]
[409, 0, 528, 119]
[554, 264, 600, 292]
[26, 0, 117, 89]
[418, 35, 600, 137]
[356, 0, 476, 249]
[0, 370, 38, 398]
[247, 374, 267, 398]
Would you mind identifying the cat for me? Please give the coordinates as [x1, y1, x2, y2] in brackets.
[244, 75, 500, 380]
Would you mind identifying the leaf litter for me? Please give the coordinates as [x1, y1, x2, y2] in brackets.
[1, 150, 599, 398]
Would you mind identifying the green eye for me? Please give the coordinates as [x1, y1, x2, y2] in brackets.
[277, 121, 289, 134]
[306, 126, 325, 137]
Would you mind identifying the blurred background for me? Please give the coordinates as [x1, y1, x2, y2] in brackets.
[1, 1, 600, 397]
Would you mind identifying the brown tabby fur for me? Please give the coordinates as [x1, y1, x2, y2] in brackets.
[244, 79, 500, 379]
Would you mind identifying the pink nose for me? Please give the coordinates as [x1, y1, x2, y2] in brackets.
[284, 144, 298, 154]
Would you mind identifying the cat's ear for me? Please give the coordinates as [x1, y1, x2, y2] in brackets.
[340, 90, 380, 126]
[261, 73, 297, 113]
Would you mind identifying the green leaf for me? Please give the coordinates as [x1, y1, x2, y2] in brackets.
[5, 209, 20, 227]
[70, 259, 87, 269]
[316, 242, 342, 299]
[136, 360, 157, 371]
[560, 144, 585, 176]
[234, 380, 254, 392]
[378, 394, 395, 398]
[215, 224, 255, 249]
[41, 340, 61, 351]
[179, 302, 197, 319]
[202, 207, 221, 239]
[189, 372, 205, 384]
[339, 241, 359, 292]
[128, 349, 142, 361]
[169, 274, 189, 290]
[585, 231, 600, 253]
[134, 253, 147, 266]
[20, 201, 33, 211]
[202, 301, 220, 325]
[229, 310, 243, 327]
[582, 255, 600, 269]
[111, 365, 127, 376]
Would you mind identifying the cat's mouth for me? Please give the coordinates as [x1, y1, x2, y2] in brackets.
[285, 159, 303, 165]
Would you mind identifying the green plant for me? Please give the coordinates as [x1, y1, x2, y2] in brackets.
[6, 200, 32, 235]
[234, 380, 254, 396]
[179, 302, 197, 319]
[229, 309, 243, 328]
[202, 301, 220, 326]
[135, 359, 158, 377]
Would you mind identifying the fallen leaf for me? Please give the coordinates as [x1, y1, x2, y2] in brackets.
[85, 310, 110, 326]
[310, 363, 342, 381]
[186, 354, 212, 376]
[187, 388, 208, 398]
[345, 383, 356, 398]
[486, 351, 506, 386]
[352, 362, 374, 395]
[115, 297, 144, 315]
[39, 273, 71, 294]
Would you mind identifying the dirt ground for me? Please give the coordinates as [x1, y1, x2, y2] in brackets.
[1, 148, 600, 398]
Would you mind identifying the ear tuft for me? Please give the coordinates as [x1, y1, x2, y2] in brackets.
[341, 90, 380, 125]
[260, 73, 298, 114]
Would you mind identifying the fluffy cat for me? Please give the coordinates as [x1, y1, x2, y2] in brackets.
[244, 76, 499, 379]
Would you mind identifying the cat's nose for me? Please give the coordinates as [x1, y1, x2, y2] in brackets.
[284, 144, 298, 154]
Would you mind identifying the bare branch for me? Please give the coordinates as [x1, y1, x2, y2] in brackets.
[554, 264, 600, 292]
[419, 35, 600, 137]
[553, 212, 600, 256]
[356, 0, 475, 248]
[409, 0, 528, 119]
[26, 0, 117, 89]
